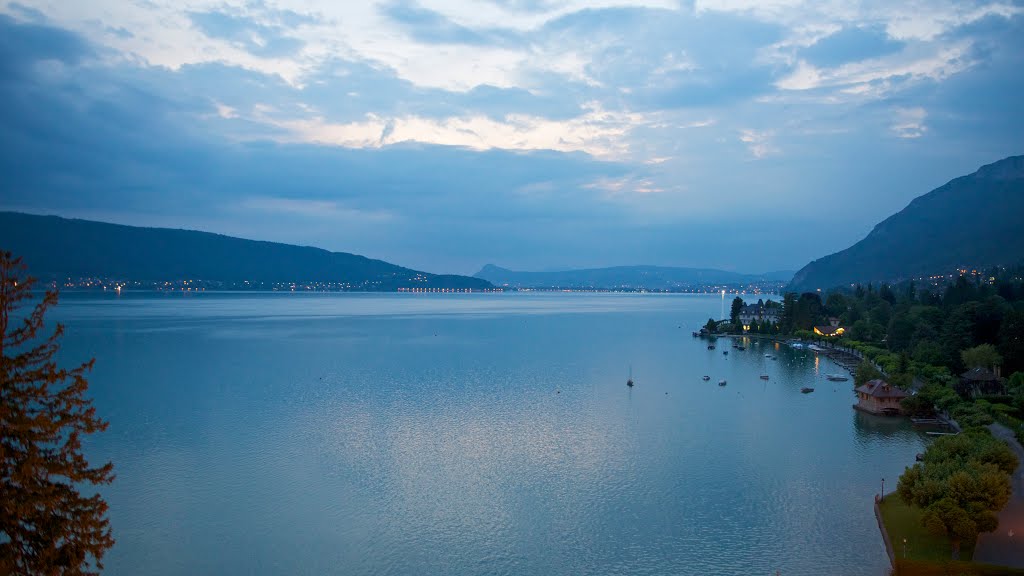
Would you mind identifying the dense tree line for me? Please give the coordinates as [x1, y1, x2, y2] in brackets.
[783, 267, 1024, 557]
[815, 268, 1024, 376]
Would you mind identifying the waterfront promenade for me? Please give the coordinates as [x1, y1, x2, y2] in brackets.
[974, 423, 1024, 568]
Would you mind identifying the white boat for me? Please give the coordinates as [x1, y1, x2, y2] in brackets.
[718, 379, 727, 386]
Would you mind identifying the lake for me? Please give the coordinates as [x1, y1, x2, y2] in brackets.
[52, 292, 927, 575]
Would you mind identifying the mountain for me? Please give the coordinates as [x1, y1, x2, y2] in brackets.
[0, 212, 492, 291]
[789, 155, 1024, 292]
[475, 264, 793, 290]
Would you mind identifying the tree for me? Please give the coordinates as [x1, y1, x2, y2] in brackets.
[897, 430, 1017, 555]
[793, 292, 823, 331]
[879, 283, 896, 305]
[943, 303, 978, 371]
[961, 343, 1003, 372]
[912, 340, 945, 365]
[998, 309, 1024, 375]
[824, 292, 847, 318]
[780, 292, 797, 333]
[905, 280, 917, 303]
[0, 252, 114, 575]
[887, 312, 915, 352]
[854, 360, 883, 386]
[901, 394, 936, 418]
[704, 318, 718, 333]
[730, 297, 743, 325]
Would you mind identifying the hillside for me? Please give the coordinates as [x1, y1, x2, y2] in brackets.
[475, 264, 792, 290]
[789, 155, 1024, 292]
[0, 212, 492, 291]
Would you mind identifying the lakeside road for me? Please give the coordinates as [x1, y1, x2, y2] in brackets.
[974, 423, 1024, 568]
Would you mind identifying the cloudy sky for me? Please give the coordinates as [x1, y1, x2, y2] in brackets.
[1, 1, 1022, 275]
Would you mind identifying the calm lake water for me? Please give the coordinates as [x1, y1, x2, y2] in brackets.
[52, 292, 928, 576]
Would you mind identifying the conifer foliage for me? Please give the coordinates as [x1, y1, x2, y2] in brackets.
[0, 252, 114, 575]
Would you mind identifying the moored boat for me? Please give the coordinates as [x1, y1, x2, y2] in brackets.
[702, 375, 711, 381]
[800, 387, 814, 393]
[760, 375, 769, 380]
[826, 374, 849, 382]
[718, 379, 727, 386]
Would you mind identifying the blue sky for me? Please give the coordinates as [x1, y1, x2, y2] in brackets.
[1, 0, 1022, 275]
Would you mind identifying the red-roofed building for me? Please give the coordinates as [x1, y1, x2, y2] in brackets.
[854, 379, 910, 416]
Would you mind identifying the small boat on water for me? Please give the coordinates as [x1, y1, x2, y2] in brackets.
[718, 379, 727, 386]
[826, 374, 849, 382]
[737, 346, 745, 350]
[708, 344, 716, 350]
[723, 350, 729, 355]
[760, 375, 770, 380]
[800, 387, 814, 394]
[702, 375, 711, 381]
[764, 354, 772, 358]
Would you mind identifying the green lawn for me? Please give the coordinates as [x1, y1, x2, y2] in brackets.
[879, 493, 975, 563]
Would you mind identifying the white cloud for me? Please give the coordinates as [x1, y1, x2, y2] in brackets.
[583, 175, 666, 197]
[739, 129, 778, 158]
[776, 40, 975, 98]
[889, 106, 927, 138]
[258, 102, 648, 158]
[1, 0, 680, 92]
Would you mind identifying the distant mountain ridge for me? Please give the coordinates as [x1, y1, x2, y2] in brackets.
[475, 264, 793, 290]
[789, 155, 1024, 292]
[0, 212, 492, 290]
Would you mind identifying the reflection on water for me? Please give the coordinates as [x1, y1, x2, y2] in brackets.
[53, 293, 928, 576]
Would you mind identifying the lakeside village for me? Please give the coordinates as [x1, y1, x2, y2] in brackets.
[45, 276, 787, 294]
[695, 267, 1024, 574]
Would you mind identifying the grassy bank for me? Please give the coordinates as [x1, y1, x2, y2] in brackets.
[879, 493, 974, 562]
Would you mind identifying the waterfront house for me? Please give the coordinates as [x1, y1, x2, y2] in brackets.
[738, 302, 779, 330]
[956, 367, 1005, 397]
[813, 325, 845, 337]
[854, 379, 909, 416]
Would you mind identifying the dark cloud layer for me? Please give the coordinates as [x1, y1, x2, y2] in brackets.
[1, 6, 1023, 274]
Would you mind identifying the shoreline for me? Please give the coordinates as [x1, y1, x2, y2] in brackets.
[720, 333, 865, 377]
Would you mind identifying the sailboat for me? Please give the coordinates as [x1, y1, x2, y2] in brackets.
[627, 365, 634, 387]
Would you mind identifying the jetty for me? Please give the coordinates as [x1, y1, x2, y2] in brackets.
[813, 346, 863, 373]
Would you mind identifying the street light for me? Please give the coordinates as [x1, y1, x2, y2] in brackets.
[903, 538, 907, 558]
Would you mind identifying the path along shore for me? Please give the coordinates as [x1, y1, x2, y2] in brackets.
[974, 423, 1024, 568]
